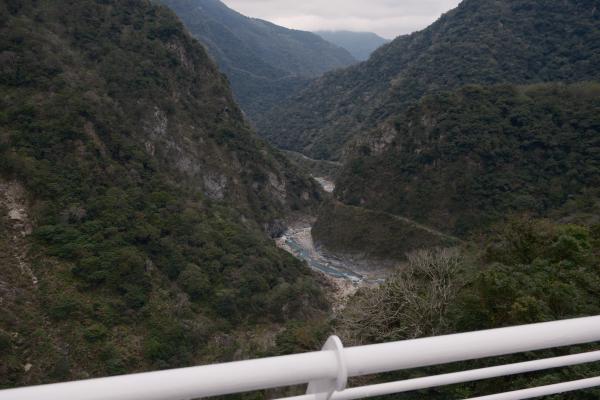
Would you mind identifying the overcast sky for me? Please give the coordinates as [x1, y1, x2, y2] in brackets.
[221, 0, 463, 39]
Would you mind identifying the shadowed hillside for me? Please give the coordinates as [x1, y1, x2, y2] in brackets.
[0, 0, 328, 388]
[333, 83, 600, 237]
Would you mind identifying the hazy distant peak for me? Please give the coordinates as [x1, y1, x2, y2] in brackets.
[314, 30, 390, 61]
[316, 30, 389, 39]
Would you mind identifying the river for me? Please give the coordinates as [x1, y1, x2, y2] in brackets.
[276, 177, 387, 285]
[276, 223, 364, 282]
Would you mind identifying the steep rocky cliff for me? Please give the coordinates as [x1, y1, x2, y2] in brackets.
[0, 0, 327, 387]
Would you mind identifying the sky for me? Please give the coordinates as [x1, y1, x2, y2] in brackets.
[221, 0, 463, 39]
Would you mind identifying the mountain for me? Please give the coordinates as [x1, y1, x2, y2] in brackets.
[0, 0, 327, 387]
[258, 0, 600, 160]
[314, 31, 390, 61]
[333, 83, 600, 239]
[158, 0, 357, 121]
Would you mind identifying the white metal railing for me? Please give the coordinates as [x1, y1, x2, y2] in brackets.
[2, 316, 600, 400]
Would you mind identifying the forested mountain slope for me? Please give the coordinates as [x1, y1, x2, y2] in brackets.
[158, 0, 357, 122]
[0, 0, 327, 388]
[259, 0, 600, 160]
[334, 83, 600, 237]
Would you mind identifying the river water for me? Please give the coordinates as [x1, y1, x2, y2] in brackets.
[276, 177, 387, 284]
[276, 224, 364, 282]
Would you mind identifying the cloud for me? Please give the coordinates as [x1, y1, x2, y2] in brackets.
[221, 0, 463, 39]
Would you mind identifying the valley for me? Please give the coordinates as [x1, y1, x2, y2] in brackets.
[1, 0, 599, 398]
[275, 174, 460, 288]
[158, 0, 357, 123]
[277, 223, 357, 284]
[277, 177, 388, 286]
[277, 219, 388, 284]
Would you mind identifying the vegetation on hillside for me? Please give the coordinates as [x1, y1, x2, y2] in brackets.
[313, 201, 459, 261]
[0, 0, 327, 388]
[335, 83, 600, 236]
[259, 0, 600, 160]
[338, 217, 600, 398]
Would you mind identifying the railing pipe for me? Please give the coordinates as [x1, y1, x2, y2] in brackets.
[0, 351, 339, 400]
[2, 316, 600, 400]
[279, 350, 600, 400]
[466, 376, 600, 400]
[343, 316, 600, 377]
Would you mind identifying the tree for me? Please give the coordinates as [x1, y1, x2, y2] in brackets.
[339, 247, 464, 344]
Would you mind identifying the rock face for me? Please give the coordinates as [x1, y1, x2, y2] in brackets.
[0, 180, 37, 289]
[0, 181, 32, 237]
[203, 172, 228, 200]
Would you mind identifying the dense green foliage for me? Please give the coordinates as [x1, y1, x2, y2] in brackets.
[314, 31, 389, 61]
[157, 0, 356, 122]
[313, 201, 459, 261]
[0, 0, 327, 388]
[335, 83, 600, 236]
[340, 218, 600, 398]
[259, 0, 600, 160]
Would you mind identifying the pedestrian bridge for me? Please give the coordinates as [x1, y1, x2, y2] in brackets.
[2, 316, 600, 400]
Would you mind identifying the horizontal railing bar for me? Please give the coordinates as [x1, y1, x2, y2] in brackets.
[3, 316, 600, 400]
[465, 376, 600, 400]
[343, 316, 600, 376]
[0, 351, 339, 400]
[276, 349, 600, 400]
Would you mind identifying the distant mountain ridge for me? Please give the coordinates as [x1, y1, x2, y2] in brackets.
[314, 31, 390, 61]
[158, 0, 357, 121]
[258, 0, 600, 160]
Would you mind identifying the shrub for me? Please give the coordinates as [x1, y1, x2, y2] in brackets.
[177, 263, 211, 301]
[84, 323, 108, 343]
[0, 331, 12, 352]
